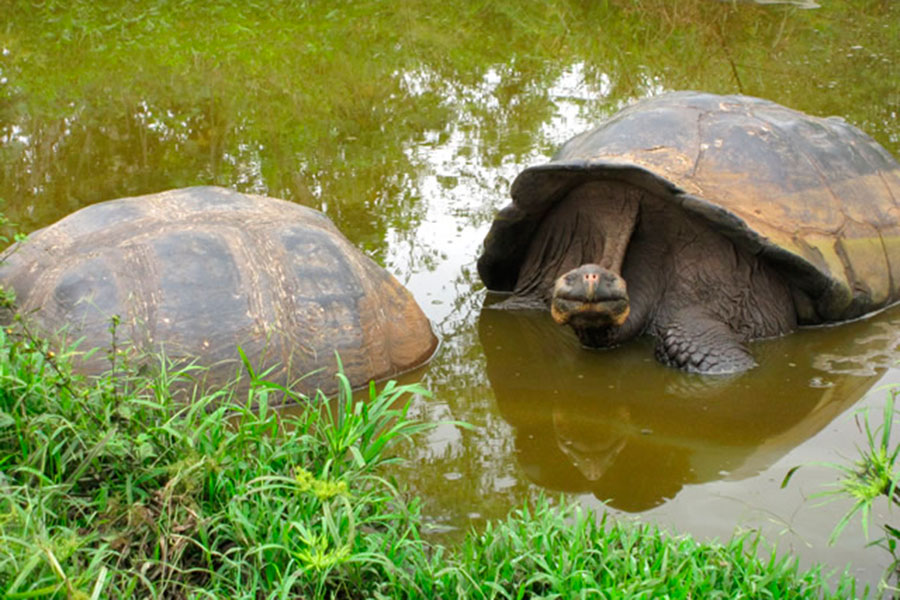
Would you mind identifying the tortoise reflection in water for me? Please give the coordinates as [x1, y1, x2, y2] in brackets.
[478, 306, 896, 512]
[478, 92, 900, 374]
[0, 186, 438, 396]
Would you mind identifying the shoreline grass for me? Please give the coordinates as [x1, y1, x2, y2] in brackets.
[0, 323, 871, 598]
[783, 387, 900, 597]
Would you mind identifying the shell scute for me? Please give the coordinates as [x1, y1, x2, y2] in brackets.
[52, 256, 120, 326]
[834, 221, 892, 308]
[51, 199, 147, 241]
[279, 226, 362, 305]
[151, 229, 252, 354]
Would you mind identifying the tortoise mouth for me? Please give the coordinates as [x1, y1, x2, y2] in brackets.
[551, 296, 630, 327]
[550, 264, 630, 327]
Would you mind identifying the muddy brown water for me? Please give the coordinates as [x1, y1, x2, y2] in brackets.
[2, 0, 899, 590]
[391, 300, 900, 587]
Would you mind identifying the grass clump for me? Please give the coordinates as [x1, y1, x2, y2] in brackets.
[827, 390, 900, 548]
[0, 322, 867, 598]
[411, 498, 865, 599]
[0, 321, 433, 598]
[786, 387, 900, 595]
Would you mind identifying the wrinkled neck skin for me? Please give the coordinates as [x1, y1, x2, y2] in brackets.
[511, 181, 648, 346]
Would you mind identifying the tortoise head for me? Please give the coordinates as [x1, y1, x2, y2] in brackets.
[550, 264, 629, 347]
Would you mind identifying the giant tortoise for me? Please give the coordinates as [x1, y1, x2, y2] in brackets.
[478, 91, 900, 374]
[0, 186, 438, 394]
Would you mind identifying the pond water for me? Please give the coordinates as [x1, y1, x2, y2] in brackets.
[2, 0, 899, 589]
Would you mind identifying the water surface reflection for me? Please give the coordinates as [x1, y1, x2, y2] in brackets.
[478, 304, 893, 512]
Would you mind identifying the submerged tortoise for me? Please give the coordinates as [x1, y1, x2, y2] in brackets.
[478, 91, 900, 374]
[0, 186, 438, 394]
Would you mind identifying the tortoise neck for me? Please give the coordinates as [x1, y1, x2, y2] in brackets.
[512, 180, 642, 301]
[573, 181, 640, 274]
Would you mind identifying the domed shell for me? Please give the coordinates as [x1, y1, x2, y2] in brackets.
[0, 186, 438, 395]
[478, 91, 900, 323]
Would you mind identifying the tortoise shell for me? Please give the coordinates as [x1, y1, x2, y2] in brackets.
[478, 91, 900, 323]
[0, 186, 438, 395]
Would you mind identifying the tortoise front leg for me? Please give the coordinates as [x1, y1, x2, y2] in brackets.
[654, 306, 756, 374]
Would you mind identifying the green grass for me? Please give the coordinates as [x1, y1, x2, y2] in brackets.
[784, 387, 900, 596]
[0, 320, 435, 598]
[0, 320, 870, 598]
[826, 390, 900, 547]
[413, 498, 870, 599]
